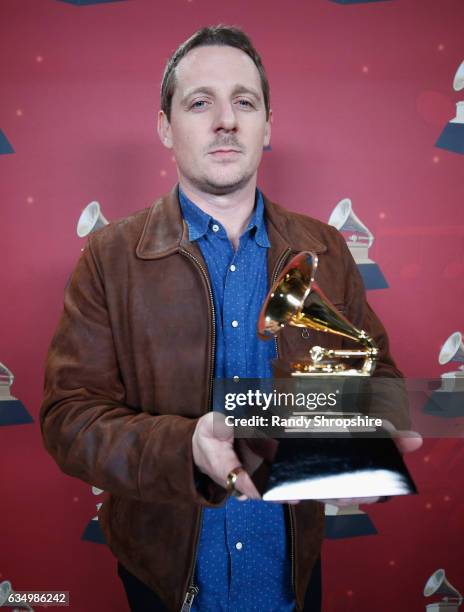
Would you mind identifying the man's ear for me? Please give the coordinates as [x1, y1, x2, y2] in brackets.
[264, 108, 272, 148]
[157, 110, 173, 149]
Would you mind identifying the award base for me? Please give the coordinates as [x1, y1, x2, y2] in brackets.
[0, 129, 14, 155]
[58, 0, 126, 5]
[357, 263, 389, 290]
[255, 435, 417, 502]
[0, 400, 34, 426]
[425, 604, 460, 612]
[423, 390, 464, 417]
[435, 122, 464, 155]
[81, 519, 106, 544]
[324, 512, 378, 539]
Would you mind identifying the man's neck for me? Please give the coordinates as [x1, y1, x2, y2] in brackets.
[179, 179, 257, 250]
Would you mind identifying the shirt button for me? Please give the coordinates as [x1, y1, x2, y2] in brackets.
[233, 375, 240, 382]
[235, 542, 243, 551]
[212, 224, 220, 232]
[229, 264, 236, 272]
[231, 320, 239, 328]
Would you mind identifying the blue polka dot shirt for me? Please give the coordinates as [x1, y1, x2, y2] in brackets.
[179, 187, 295, 612]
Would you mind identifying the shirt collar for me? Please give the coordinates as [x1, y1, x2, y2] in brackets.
[178, 186, 270, 248]
[178, 188, 210, 241]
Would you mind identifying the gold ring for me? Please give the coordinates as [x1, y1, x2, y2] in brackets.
[226, 466, 245, 496]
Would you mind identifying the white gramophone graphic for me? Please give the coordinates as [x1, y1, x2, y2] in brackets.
[66, 201, 110, 288]
[0, 580, 34, 611]
[424, 569, 462, 612]
[328, 198, 388, 290]
[436, 60, 464, 155]
[439, 332, 464, 392]
[70, 200, 110, 281]
[77, 201, 109, 238]
[81, 486, 106, 544]
[424, 331, 464, 417]
[0, 362, 33, 427]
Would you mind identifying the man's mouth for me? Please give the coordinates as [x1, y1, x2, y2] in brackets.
[208, 149, 242, 156]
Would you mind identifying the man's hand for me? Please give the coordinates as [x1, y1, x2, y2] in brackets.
[192, 413, 261, 501]
[318, 427, 423, 507]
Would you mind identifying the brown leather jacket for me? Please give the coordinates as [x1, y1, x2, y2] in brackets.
[41, 185, 406, 611]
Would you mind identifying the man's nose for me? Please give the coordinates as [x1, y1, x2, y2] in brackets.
[213, 101, 238, 132]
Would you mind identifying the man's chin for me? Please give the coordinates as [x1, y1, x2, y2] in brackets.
[194, 173, 254, 196]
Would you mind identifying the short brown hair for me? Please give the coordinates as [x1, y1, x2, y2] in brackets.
[160, 25, 270, 122]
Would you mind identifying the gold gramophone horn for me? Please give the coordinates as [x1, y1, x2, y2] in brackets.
[258, 251, 379, 375]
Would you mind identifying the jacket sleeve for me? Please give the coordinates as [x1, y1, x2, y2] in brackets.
[339, 235, 411, 431]
[40, 239, 226, 506]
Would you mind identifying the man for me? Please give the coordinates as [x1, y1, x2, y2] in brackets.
[41, 25, 420, 612]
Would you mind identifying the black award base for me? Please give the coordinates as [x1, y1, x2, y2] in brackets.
[256, 435, 417, 502]
[0, 400, 34, 426]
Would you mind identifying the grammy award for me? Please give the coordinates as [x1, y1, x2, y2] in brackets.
[252, 251, 417, 501]
[435, 59, 464, 155]
[0, 362, 33, 427]
[328, 198, 388, 290]
[81, 486, 106, 544]
[438, 331, 464, 392]
[0, 580, 34, 612]
[423, 331, 464, 417]
[424, 568, 462, 612]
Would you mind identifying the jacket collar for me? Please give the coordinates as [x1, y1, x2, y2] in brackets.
[135, 184, 327, 260]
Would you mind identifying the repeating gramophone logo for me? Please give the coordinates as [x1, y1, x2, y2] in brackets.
[424, 331, 464, 417]
[0, 363, 33, 427]
[328, 198, 388, 290]
[438, 332, 464, 391]
[0, 130, 14, 155]
[68, 200, 110, 287]
[77, 201, 109, 239]
[423, 569, 462, 612]
[435, 60, 464, 155]
[324, 502, 377, 540]
[0, 580, 34, 611]
[81, 486, 106, 544]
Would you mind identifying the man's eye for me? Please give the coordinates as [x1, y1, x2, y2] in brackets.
[237, 99, 253, 108]
[190, 100, 207, 109]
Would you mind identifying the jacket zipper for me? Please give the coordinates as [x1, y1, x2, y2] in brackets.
[180, 586, 199, 612]
[181, 248, 217, 412]
[179, 248, 216, 612]
[270, 248, 297, 603]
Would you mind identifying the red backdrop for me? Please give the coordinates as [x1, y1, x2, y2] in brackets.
[1, 0, 463, 610]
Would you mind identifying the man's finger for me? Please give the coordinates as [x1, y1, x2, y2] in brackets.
[392, 431, 423, 454]
[211, 412, 234, 442]
[235, 439, 264, 475]
[232, 469, 261, 500]
[381, 420, 423, 455]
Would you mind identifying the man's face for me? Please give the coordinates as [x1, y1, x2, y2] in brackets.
[158, 45, 271, 196]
